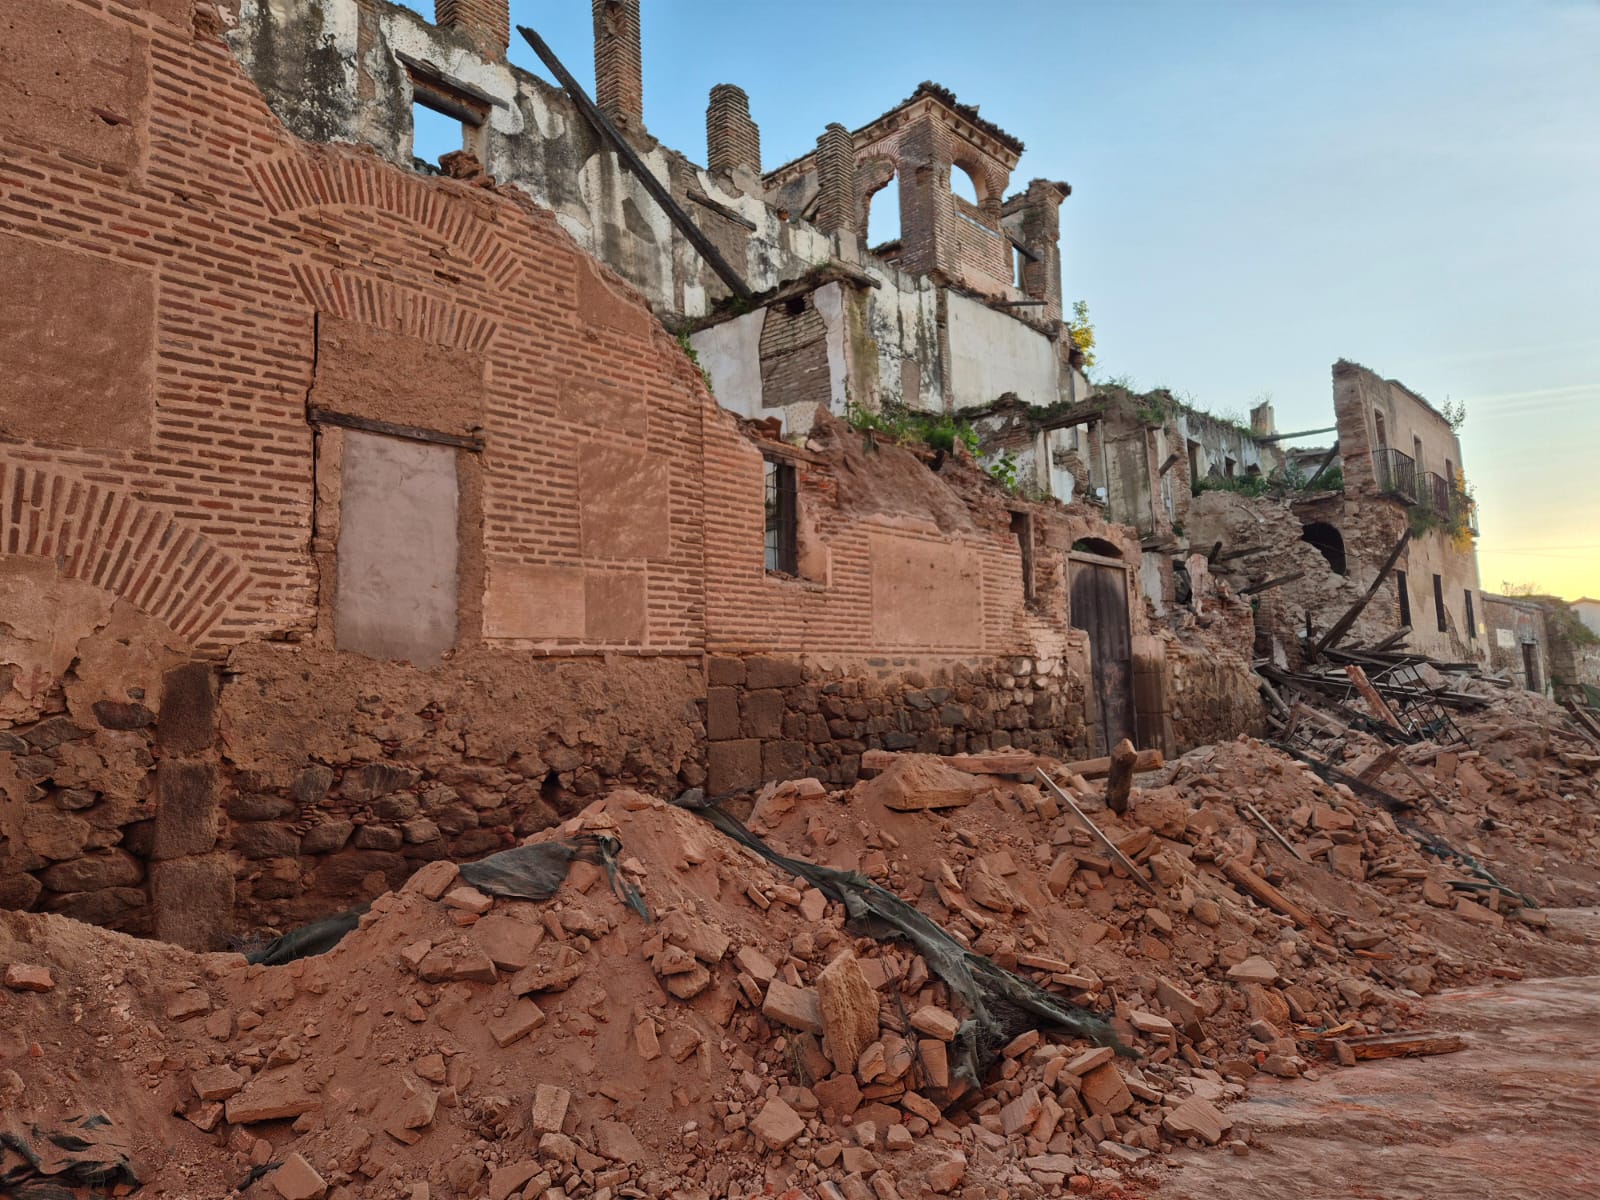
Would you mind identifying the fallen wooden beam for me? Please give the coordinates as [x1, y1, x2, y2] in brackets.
[1343, 664, 1406, 732]
[1217, 854, 1327, 934]
[1158, 452, 1181, 476]
[1055, 748, 1165, 779]
[1034, 770, 1158, 894]
[1310, 530, 1411, 660]
[1302, 441, 1341, 489]
[1241, 571, 1306, 596]
[1326, 1030, 1467, 1061]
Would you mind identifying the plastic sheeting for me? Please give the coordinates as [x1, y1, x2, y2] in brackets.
[245, 834, 648, 967]
[671, 792, 1128, 1087]
[0, 1113, 139, 1199]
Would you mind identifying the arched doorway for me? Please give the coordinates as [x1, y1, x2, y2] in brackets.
[1300, 521, 1347, 575]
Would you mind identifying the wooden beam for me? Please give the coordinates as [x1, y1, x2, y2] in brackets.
[1055, 747, 1165, 779]
[1217, 855, 1326, 934]
[1241, 571, 1307, 596]
[309, 407, 483, 451]
[1344, 664, 1405, 732]
[1244, 802, 1306, 862]
[517, 26, 753, 302]
[1303, 441, 1341, 489]
[1310, 530, 1411, 660]
[858, 749, 1047, 778]
[1327, 1030, 1467, 1061]
[1104, 738, 1137, 816]
[1157, 452, 1181, 476]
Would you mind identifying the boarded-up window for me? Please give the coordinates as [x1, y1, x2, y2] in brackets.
[334, 430, 459, 665]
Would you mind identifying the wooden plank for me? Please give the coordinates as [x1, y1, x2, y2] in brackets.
[1217, 855, 1326, 934]
[1035, 770, 1158, 894]
[1241, 571, 1306, 595]
[1329, 1030, 1467, 1061]
[517, 26, 754, 301]
[309, 407, 484, 451]
[1310, 530, 1411, 660]
[1157, 452, 1181, 476]
[1344, 664, 1406, 732]
[1056, 748, 1165, 779]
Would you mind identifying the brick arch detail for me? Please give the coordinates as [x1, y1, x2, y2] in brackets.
[0, 460, 252, 646]
[289, 264, 501, 353]
[246, 152, 524, 292]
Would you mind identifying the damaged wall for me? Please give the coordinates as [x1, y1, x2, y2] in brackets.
[0, 0, 1235, 949]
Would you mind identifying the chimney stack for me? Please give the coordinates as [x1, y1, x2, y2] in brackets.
[435, 0, 509, 58]
[707, 84, 760, 180]
[814, 123, 858, 239]
[593, 0, 644, 131]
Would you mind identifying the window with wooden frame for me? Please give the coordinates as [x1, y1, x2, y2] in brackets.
[764, 457, 798, 575]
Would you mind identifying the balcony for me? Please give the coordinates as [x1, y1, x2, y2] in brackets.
[1372, 447, 1477, 534]
[1373, 447, 1419, 503]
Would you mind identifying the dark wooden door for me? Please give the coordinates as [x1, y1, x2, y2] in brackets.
[1070, 558, 1137, 753]
[1522, 642, 1541, 693]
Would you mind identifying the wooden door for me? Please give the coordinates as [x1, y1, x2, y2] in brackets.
[1070, 556, 1137, 752]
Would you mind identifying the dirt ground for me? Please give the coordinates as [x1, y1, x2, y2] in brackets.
[1161, 909, 1600, 1200]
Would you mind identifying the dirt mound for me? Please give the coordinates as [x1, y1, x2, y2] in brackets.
[0, 733, 1592, 1200]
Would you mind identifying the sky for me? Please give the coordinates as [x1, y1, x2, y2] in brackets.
[422, 1, 1600, 599]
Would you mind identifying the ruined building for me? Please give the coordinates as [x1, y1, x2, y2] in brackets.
[0, 0, 1261, 948]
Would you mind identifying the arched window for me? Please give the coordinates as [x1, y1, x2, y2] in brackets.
[951, 163, 980, 206]
[1071, 537, 1122, 559]
[865, 171, 902, 249]
[1300, 522, 1347, 576]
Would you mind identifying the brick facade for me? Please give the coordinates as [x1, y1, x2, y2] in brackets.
[593, 0, 643, 131]
[0, 0, 1249, 947]
[706, 84, 760, 178]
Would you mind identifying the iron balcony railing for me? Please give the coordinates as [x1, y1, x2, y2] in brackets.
[1373, 447, 1418, 503]
[1372, 447, 1477, 533]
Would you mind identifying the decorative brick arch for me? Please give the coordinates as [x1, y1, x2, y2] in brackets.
[246, 150, 524, 293]
[0, 460, 251, 645]
[288, 264, 500, 353]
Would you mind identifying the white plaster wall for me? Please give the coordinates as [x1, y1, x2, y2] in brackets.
[813, 282, 851, 416]
[865, 265, 942, 413]
[690, 311, 765, 419]
[945, 291, 1058, 409]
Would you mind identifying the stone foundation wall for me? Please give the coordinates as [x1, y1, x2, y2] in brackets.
[1166, 640, 1266, 754]
[704, 654, 1090, 792]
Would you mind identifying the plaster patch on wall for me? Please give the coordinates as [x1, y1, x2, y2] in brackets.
[333, 431, 459, 665]
[578, 443, 670, 560]
[0, 235, 155, 451]
[483, 560, 585, 640]
[869, 531, 983, 649]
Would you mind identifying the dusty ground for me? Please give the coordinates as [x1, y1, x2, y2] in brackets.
[1161, 909, 1600, 1200]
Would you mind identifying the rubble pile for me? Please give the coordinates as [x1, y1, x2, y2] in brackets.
[1, 725, 1595, 1200]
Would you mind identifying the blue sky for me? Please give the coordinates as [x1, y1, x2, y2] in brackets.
[417, 1, 1600, 597]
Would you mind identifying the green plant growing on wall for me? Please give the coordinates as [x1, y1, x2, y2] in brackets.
[1066, 300, 1096, 370]
[845, 402, 981, 458]
[675, 330, 714, 395]
[1405, 471, 1476, 550]
[1193, 473, 1272, 500]
[1440, 397, 1467, 433]
[986, 451, 1020, 491]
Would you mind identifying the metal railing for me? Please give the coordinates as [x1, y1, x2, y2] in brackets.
[1373, 447, 1477, 533]
[1373, 447, 1418, 503]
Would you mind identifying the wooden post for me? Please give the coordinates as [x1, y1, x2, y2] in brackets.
[1310, 530, 1411, 660]
[1104, 738, 1137, 816]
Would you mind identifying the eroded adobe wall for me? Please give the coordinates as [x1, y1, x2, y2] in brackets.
[0, 0, 720, 945]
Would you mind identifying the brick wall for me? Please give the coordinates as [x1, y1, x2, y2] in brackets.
[707, 84, 760, 178]
[592, 0, 643, 130]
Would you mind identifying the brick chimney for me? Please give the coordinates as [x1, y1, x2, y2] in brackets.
[707, 84, 760, 179]
[435, 0, 509, 58]
[593, 0, 643, 131]
[814, 123, 858, 239]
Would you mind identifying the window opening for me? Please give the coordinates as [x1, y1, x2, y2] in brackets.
[866, 172, 901, 250]
[1433, 573, 1447, 632]
[1299, 522, 1346, 576]
[951, 164, 980, 206]
[1396, 569, 1411, 627]
[764, 458, 798, 575]
[1413, 435, 1425, 474]
[1464, 590, 1476, 638]
[412, 95, 466, 169]
[1374, 410, 1387, 447]
[1011, 511, 1035, 601]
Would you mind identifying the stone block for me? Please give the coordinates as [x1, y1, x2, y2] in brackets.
[706, 687, 740, 741]
[763, 978, 823, 1034]
[157, 663, 218, 755]
[817, 951, 880, 1073]
[38, 850, 142, 893]
[708, 739, 761, 796]
[761, 739, 807, 783]
[232, 823, 302, 860]
[152, 761, 218, 860]
[750, 1096, 805, 1149]
[152, 855, 234, 951]
[707, 657, 745, 686]
[745, 656, 803, 689]
[742, 689, 785, 739]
